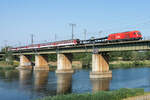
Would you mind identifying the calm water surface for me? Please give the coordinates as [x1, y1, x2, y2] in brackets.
[0, 68, 150, 100]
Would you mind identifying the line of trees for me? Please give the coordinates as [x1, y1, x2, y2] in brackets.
[109, 51, 150, 61]
[1, 47, 13, 64]
[72, 51, 150, 62]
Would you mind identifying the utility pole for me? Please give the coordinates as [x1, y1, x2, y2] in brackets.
[4, 40, 7, 47]
[99, 31, 103, 38]
[55, 34, 57, 41]
[84, 29, 87, 40]
[4, 40, 7, 52]
[69, 23, 76, 39]
[18, 41, 21, 46]
[31, 34, 34, 44]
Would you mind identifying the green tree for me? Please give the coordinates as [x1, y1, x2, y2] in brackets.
[145, 51, 150, 60]
[48, 54, 57, 61]
[1, 46, 13, 65]
[122, 51, 133, 61]
[109, 52, 122, 61]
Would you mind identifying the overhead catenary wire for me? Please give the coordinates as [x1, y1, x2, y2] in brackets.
[5, 16, 150, 49]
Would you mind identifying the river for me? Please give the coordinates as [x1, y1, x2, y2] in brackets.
[0, 67, 150, 100]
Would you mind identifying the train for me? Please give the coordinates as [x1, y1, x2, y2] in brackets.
[108, 30, 142, 41]
[9, 30, 142, 51]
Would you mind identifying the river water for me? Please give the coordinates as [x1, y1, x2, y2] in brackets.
[0, 68, 150, 100]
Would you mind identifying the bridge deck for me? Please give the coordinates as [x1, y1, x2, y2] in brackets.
[1, 40, 150, 55]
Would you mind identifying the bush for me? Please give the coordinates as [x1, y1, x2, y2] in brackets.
[38, 88, 144, 100]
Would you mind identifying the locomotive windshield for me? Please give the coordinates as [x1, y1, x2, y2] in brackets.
[138, 32, 141, 35]
[134, 32, 136, 35]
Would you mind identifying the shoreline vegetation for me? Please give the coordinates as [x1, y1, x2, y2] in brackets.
[0, 60, 150, 70]
[0, 61, 18, 70]
[109, 60, 150, 69]
[1, 50, 150, 70]
[38, 88, 145, 100]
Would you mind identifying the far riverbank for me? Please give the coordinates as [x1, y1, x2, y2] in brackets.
[0, 60, 150, 70]
[109, 60, 150, 69]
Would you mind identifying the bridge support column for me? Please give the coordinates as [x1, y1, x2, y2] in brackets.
[34, 55, 49, 70]
[56, 53, 74, 73]
[16, 55, 32, 70]
[90, 53, 112, 78]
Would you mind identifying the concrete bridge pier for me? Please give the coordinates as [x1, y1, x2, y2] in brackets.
[56, 53, 74, 73]
[16, 55, 32, 70]
[90, 53, 112, 78]
[34, 55, 49, 70]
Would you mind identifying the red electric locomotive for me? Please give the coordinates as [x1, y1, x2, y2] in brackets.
[107, 31, 142, 41]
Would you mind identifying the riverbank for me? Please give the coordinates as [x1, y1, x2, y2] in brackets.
[109, 60, 150, 69]
[49, 60, 150, 69]
[38, 88, 144, 100]
[0, 61, 18, 70]
[1, 60, 150, 70]
[123, 92, 150, 100]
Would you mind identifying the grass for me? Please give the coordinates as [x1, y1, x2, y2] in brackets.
[38, 88, 144, 100]
[123, 92, 150, 100]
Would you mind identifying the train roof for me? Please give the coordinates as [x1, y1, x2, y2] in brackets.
[109, 30, 140, 35]
[11, 39, 80, 48]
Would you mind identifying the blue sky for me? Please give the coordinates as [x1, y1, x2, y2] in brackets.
[0, 0, 150, 48]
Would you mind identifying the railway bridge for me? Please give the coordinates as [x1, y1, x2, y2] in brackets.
[1, 40, 150, 78]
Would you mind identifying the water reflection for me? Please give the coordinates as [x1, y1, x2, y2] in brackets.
[0, 70, 6, 79]
[34, 71, 49, 91]
[5, 70, 19, 81]
[56, 73, 72, 94]
[19, 70, 32, 88]
[0, 68, 150, 100]
[91, 78, 111, 92]
[0, 70, 19, 81]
